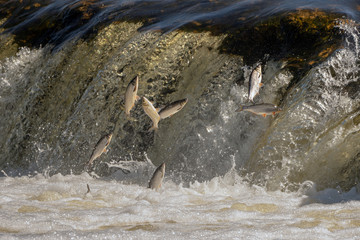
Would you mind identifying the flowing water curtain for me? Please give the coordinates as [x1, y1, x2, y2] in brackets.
[246, 19, 360, 191]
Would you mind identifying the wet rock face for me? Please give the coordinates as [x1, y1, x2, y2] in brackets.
[219, 10, 342, 73]
[340, 151, 360, 192]
[0, 3, 344, 90]
[0, 0, 109, 48]
[0, 3, 358, 191]
[0, 22, 143, 174]
[1, 1, 343, 70]
[0, 20, 240, 177]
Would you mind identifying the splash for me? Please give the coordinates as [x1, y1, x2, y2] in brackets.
[246, 19, 360, 191]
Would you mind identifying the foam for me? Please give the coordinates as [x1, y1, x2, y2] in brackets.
[1, 173, 360, 239]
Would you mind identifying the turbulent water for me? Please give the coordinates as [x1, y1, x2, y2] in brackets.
[0, 0, 359, 239]
[1, 172, 360, 239]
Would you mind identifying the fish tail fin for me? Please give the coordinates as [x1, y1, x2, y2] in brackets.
[148, 125, 158, 132]
[85, 154, 95, 171]
[126, 114, 137, 121]
[125, 112, 131, 119]
[236, 105, 244, 112]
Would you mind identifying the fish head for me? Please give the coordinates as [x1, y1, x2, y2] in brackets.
[129, 76, 139, 92]
[160, 163, 166, 176]
[106, 133, 113, 140]
[133, 76, 139, 91]
[271, 105, 282, 115]
[255, 64, 262, 73]
[180, 98, 188, 107]
[142, 97, 149, 107]
[106, 133, 113, 145]
[160, 162, 165, 170]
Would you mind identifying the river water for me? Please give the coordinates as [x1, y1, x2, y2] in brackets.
[0, 0, 360, 239]
[1, 172, 360, 239]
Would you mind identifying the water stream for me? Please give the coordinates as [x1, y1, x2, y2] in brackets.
[0, 1, 359, 238]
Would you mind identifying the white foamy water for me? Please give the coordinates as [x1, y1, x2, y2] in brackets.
[1, 172, 360, 239]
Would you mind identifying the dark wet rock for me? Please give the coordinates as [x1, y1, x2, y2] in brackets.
[339, 151, 360, 191]
[0, 1, 343, 71]
[0, 0, 110, 48]
[344, 80, 360, 99]
[217, 10, 342, 83]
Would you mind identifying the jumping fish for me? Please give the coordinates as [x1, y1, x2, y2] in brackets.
[142, 97, 161, 131]
[236, 103, 281, 117]
[149, 163, 165, 190]
[248, 64, 262, 102]
[158, 98, 188, 119]
[124, 76, 140, 118]
[86, 133, 113, 169]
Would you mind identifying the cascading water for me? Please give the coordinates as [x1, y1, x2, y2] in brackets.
[246, 20, 360, 191]
[0, 1, 360, 239]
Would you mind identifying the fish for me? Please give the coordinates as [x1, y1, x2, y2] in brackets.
[142, 97, 161, 131]
[124, 76, 140, 118]
[86, 133, 113, 169]
[83, 184, 91, 198]
[158, 98, 188, 119]
[149, 163, 166, 190]
[248, 64, 262, 102]
[236, 103, 281, 117]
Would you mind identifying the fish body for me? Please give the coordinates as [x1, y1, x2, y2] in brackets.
[158, 98, 188, 119]
[124, 76, 140, 118]
[149, 163, 166, 190]
[236, 103, 281, 117]
[86, 133, 112, 168]
[142, 97, 161, 131]
[248, 64, 262, 102]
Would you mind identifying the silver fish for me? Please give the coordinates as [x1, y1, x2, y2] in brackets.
[149, 163, 165, 190]
[124, 76, 140, 118]
[248, 64, 262, 102]
[158, 98, 188, 119]
[142, 97, 161, 131]
[236, 103, 281, 117]
[86, 133, 113, 168]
